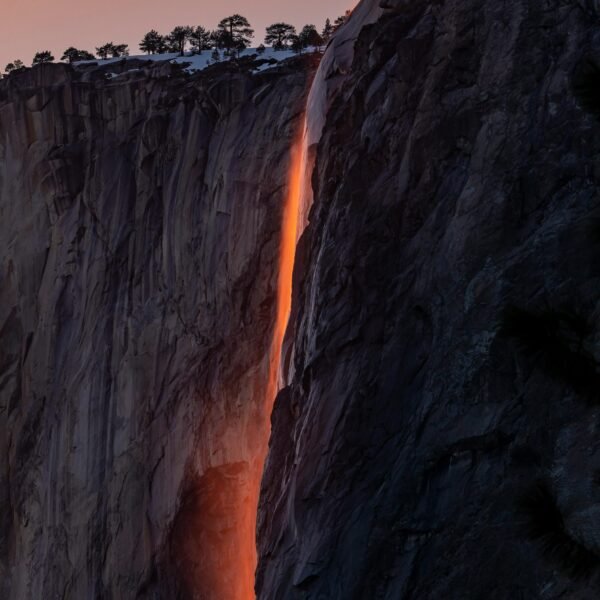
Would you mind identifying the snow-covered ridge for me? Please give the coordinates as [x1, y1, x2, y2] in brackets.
[76, 47, 303, 75]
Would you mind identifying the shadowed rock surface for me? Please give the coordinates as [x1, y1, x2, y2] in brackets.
[258, 0, 600, 598]
[0, 56, 314, 598]
[2, 0, 600, 598]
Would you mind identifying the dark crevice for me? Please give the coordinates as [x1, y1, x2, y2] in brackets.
[500, 305, 599, 400]
[573, 58, 600, 119]
[517, 481, 600, 581]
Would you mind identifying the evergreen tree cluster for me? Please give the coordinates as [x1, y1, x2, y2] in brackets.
[263, 12, 349, 54]
[138, 16, 254, 58]
[3, 10, 351, 76]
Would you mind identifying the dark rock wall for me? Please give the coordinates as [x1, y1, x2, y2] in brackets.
[258, 0, 600, 598]
[2, 0, 600, 598]
[0, 60, 311, 598]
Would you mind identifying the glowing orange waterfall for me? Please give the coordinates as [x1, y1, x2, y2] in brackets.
[170, 8, 375, 595]
[248, 118, 310, 598]
[242, 121, 310, 598]
[206, 7, 370, 595]
[269, 119, 309, 401]
[169, 119, 312, 600]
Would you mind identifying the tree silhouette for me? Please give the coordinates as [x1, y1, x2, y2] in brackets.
[334, 13, 350, 31]
[299, 25, 323, 50]
[190, 26, 212, 54]
[290, 35, 303, 55]
[61, 47, 95, 63]
[96, 43, 129, 59]
[139, 30, 165, 54]
[168, 26, 193, 56]
[153, 36, 169, 54]
[5, 60, 24, 74]
[217, 15, 254, 55]
[264, 23, 296, 50]
[210, 30, 223, 49]
[322, 18, 334, 43]
[112, 44, 129, 57]
[96, 44, 112, 59]
[32, 51, 54, 65]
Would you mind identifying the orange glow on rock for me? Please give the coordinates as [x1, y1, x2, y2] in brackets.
[236, 119, 308, 599]
[169, 117, 310, 600]
[170, 463, 258, 600]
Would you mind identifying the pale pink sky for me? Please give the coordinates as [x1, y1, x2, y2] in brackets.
[0, 0, 351, 69]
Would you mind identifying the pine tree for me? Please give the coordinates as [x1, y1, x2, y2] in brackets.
[96, 44, 114, 59]
[210, 30, 222, 49]
[156, 36, 169, 54]
[264, 23, 296, 50]
[139, 30, 165, 54]
[333, 13, 349, 31]
[290, 35, 303, 55]
[299, 25, 323, 50]
[32, 51, 54, 65]
[112, 44, 129, 57]
[96, 43, 128, 59]
[168, 26, 193, 56]
[5, 59, 24, 74]
[217, 15, 254, 55]
[321, 18, 334, 43]
[61, 47, 95, 63]
[212, 30, 232, 55]
[190, 26, 212, 54]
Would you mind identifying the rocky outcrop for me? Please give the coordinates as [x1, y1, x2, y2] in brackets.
[3, 0, 600, 598]
[258, 0, 600, 598]
[0, 57, 314, 598]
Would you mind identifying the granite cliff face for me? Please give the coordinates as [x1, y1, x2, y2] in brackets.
[258, 0, 600, 598]
[2, 0, 600, 598]
[0, 56, 313, 598]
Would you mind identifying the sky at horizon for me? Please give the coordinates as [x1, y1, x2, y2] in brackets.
[0, 0, 351, 70]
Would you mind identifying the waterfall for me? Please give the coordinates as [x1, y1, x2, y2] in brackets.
[235, 3, 385, 598]
[275, 0, 384, 389]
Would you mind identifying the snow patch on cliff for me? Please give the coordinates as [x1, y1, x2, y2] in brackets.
[75, 47, 302, 74]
